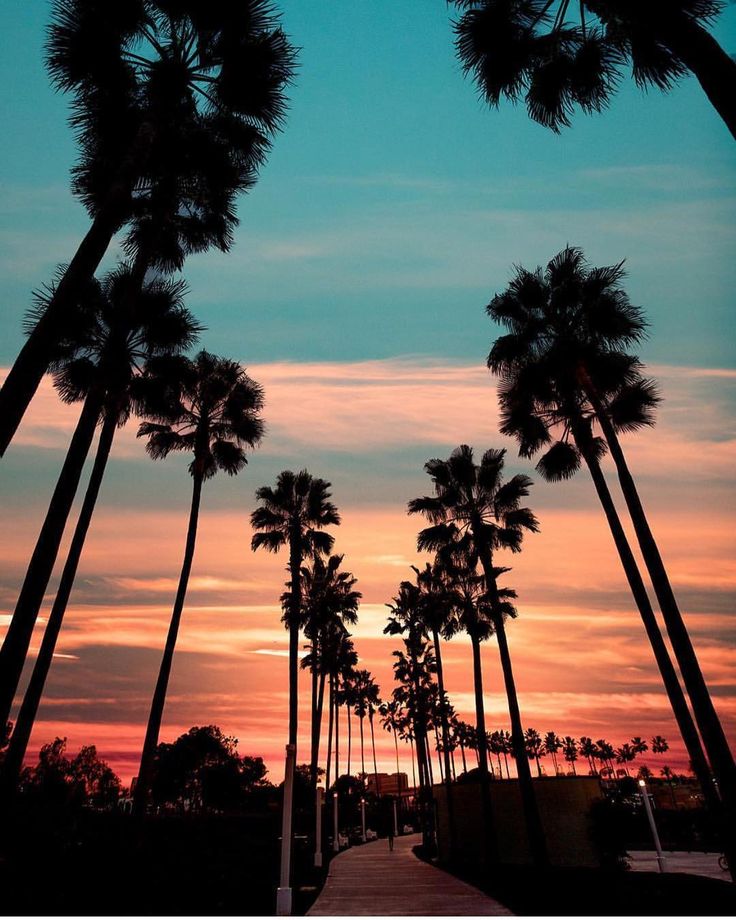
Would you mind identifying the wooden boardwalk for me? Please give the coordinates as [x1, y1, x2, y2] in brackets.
[307, 833, 513, 916]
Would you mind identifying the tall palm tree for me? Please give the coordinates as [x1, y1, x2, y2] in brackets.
[132, 351, 264, 814]
[579, 737, 599, 775]
[0, 0, 296, 454]
[652, 735, 669, 755]
[379, 699, 405, 797]
[616, 743, 636, 776]
[544, 731, 563, 775]
[487, 246, 730, 817]
[450, 0, 736, 138]
[0, 271, 199, 799]
[562, 736, 578, 775]
[298, 554, 360, 789]
[409, 445, 548, 866]
[251, 468, 339, 895]
[351, 669, 379, 781]
[525, 728, 544, 777]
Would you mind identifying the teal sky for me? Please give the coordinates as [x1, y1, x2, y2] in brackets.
[2, 1, 735, 369]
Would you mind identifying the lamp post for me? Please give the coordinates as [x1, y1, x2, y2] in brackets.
[276, 743, 296, 915]
[639, 779, 667, 873]
[314, 785, 324, 868]
[392, 797, 399, 837]
[360, 797, 367, 843]
[332, 792, 340, 853]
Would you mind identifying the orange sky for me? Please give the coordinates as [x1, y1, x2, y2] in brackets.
[1, 361, 734, 784]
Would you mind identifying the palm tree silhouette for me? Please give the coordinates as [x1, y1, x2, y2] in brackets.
[299, 554, 360, 789]
[487, 246, 729, 814]
[351, 669, 379, 782]
[132, 351, 264, 814]
[0, 271, 199, 799]
[562, 736, 578, 774]
[544, 731, 563, 775]
[579, 736, 599, 775]
[524, 728, 545, 777]
[324, 631, 357, 791]
[0, 0, 296, 455]
[616, 743, 636, 777]
[379, 699, 405, 798]
[409, 444, 548, 866]
[652, 734, 670, 755]
[450, 0, 736, 138]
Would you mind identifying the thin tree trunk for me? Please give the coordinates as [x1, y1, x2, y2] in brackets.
[434, 726, 444, 782]
[334, 681, 340, 781]
[347, 703, 352, 776]
[470, 632, 498, 864]
[393, 729, 401, 795]
[580, 442, 717, 809]
[287, 535, 302, 748]
[133, 471, 203, 816]
[0, 386, 104, 728]
[431, 627, 457, 850]
[660, 15, 736, 141]
[369, 709, 380, 795]
[325, 674, 334, 792]
[312, 669, 327, 790]
[581, 371, 736, 842]
[0, 407, 118, 800]
[359, 714, 366, 777]
[459, 741, 467, 773]
[310, 651, 319, 789]
[425, 735, 434, 786]
[409, 736, 418, 792]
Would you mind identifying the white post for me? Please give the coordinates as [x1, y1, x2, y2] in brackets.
[639, 779, 667, 873]
[314, 785, 324, 868]
[276, 743, 296, 915]
[332, 792, 340, 853]
[360, 797, 367, 843]
[392, 797, 399, 837]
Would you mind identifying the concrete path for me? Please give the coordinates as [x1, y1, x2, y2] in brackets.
[307, 833, 513, 916]
[628, 850, 731, 883]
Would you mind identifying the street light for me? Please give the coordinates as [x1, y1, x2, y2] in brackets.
[276, 743, 296, 916]
[332, 792, 340, 854]
[314, 785, 324, 868]
[360, 797, 367, 843]
[639, 779, 667, 873]
[392, 797, 399, 837]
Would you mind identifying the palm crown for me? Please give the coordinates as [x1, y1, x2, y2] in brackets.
[451, 0, 731, 133]
[251, 470, 340, 557]
[138, 350, 265, 479]
[487, 247, 660, 481]
[48, 0, 297, 266]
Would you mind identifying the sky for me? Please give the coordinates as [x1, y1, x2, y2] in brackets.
[0, 1, 734, 785]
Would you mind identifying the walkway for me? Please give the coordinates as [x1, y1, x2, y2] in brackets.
[307, 833, 513, 916]
[628, 850, 730, 883]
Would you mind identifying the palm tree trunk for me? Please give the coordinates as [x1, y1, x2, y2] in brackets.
[393, 729, 401, 794]
[425, 735, 434, 786]
[347, 703, 352, 776]
[431, 627, 457, 847]
[434, 726, 444, 782]
[312, 669, 327, 790]
[580, 443, 717, 809]
[581, 372, 736, 832]
[359, 714, 366, 778]
[659, 15, 736, 141]
[369, 709, 380, 795]
[470, 632, 498, 864]
[325, 674, 334, 792]
[0, 386, 104, 728]
[477, 542, 548, 867]
[459, 740, 467, 773]
[310, 653, 319, 789]
[287, 536, 302, 749]
[0, 406, 118, 801]
[409, 736, 418, 792]
[133, 471, 203, 816]
[334, 682, 340, 781]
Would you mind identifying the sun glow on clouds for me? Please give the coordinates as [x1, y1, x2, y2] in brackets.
[0, 360, 734, 781]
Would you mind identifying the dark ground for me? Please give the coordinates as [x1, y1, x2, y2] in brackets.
[415, 846, 736, 916]
[0, 810, 326, 915]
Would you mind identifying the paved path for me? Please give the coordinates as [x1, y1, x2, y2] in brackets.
[628, 850, 731, 883]
[307, 833, 512, 916]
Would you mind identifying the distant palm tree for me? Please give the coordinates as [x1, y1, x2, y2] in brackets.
[525, 728, 544, 777]
[596, 739, 616, 777]
[487, 246, 726, 812]
[450, 0, 736, 137]
[544, 732, 563, 775]
[562, 736, 578, 775]
[631, 736, 649, 761]
[379, 699, 405, 797]
[410, 445, 548, 866]
[0, 0, 296, 454]
[299, 554, 360, 788]
[616, 743, 636, 776]
[351, 669, 380, 781]
[579, 737, 599, 775]
[132, 351, 264, 814]
[652, 735, 670, 755]
[0, 271, 199, 799]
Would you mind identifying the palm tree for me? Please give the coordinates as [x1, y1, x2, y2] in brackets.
[409, 445, 548, 867]
[325, 631, 357, 792]
[616, 743, 636, 777]
[299, 555, 360, 788]
[562, 736, 578, 775]
[579, 737, 599, 775]
[251, 468, 339, 895]
[351, 669, 379, 782]
[487, 246, 727, 814]
[631, 736, 649, 762]
[132, 351, 264, 814]
[450, 0, 736, 138]
[596, 739, 616, 777]
[0, 271, 199, 799]
[0, 0, 296, 454]
[525, 728, 544, 777]
[652, 735, 670, 755]
[379, 699, 405, 797]
[544, 732, 563, 775]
